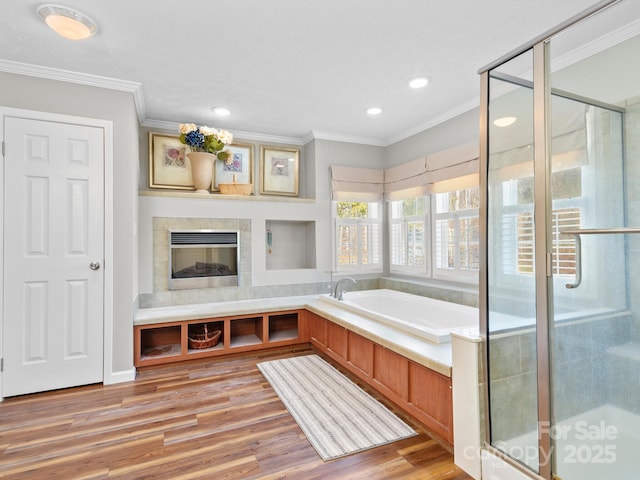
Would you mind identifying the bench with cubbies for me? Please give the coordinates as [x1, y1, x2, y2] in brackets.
[134, 309, 307, 367]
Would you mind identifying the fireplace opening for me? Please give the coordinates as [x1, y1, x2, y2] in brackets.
[169, 230, 238, 290]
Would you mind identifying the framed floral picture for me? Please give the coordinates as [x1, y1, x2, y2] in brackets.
[260, 146, 300, 196]
[148, 132, 194, 190]
[212, 143, 254, 191]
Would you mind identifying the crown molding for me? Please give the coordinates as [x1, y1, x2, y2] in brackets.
[308, 130, 387, 147]
[6, 14, 639, 151]
[551, 16, 640, 72]
[141, 118, 305, 146]
[0, 59, 146, 123]
[386, 15, 640, 147]
[227, 129, 304, 146]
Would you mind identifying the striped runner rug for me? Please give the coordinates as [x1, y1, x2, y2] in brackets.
[257, 354, 417, 461]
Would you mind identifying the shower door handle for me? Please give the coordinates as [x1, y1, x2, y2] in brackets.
[564, 228, 640, 289]
[565, 234, 582, 289]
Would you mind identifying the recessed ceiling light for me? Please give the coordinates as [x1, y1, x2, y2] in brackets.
[37, 4, 97, 40]
[493, 116, 517, 127]
[212, 106, 231, 116]
[408, 76, 430, 89]
[366, 107, 382, 116]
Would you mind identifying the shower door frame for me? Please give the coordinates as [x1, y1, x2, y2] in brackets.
[478, 1, 622, 479]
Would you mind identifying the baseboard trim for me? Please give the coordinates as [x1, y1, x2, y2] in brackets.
[105, 368, 136, 385]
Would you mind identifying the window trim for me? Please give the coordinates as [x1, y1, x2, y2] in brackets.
[389, 198, 430, 276]
[432, 205, 480, 284]
[387, 191, 480, 284]
[333, 201, 383, 274]
[491, 176, 591, 301]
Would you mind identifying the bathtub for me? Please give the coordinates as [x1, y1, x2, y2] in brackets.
[318, 289, 478, 343]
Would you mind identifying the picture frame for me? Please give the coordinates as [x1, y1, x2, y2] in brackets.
[260, 146, 300, 196]
[212, 143, 254, 191]
[148, 132, 194, 190]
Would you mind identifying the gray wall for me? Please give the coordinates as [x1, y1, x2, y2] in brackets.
[137, 114, 484, 306]
[0, 71, 139, 377]
[0, 70, 484, 374]
[385, 107, 480, 167]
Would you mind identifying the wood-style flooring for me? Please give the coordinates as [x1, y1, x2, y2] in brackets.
[0, 347, 472, 479]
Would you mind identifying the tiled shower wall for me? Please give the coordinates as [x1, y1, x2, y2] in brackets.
[626, 97, 640, 339]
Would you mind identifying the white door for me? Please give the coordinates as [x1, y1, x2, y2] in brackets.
[2, 116, 104, 397]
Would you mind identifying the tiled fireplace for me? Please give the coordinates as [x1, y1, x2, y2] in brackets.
[152, 217, 251, 294]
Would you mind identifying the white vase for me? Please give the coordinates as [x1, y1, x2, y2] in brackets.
[187, 152, 216, 194]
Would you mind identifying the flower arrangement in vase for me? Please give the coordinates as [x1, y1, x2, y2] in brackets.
[178, 123, 234, 193]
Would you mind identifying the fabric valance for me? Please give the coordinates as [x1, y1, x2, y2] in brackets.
[331, 142, 480, 203]
[425, 143, 479, 192]
[384, 157, 428, 201]
[330, 165, 384, 202]
[385, 143, 479, 199]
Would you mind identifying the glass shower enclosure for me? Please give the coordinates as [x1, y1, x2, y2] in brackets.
[480, 1, 640, 479]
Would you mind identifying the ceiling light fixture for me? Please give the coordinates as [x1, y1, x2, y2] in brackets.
[366, 107, 382, 116]
[38, 4, 97, 40]
[212, 106, 231, 116]
[493, 116, 517, 127]
[408, 76, 430, 89]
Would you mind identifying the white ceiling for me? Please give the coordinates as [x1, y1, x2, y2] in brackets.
[0, 0, 636, 145]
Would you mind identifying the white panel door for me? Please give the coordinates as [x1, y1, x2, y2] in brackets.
[2, 116, 104, 397]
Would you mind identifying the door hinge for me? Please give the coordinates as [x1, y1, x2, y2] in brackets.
[1, 141, 4, 156]
[1, 358, 3, 372]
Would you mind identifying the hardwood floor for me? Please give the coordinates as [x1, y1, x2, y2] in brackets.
[0, 347, 472, 479]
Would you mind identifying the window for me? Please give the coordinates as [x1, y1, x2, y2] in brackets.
[387, 189, 479, 282]
[434, 187, 480, 280]
[515, 208, 581, 276]
[502, 168, 581, 278]
[334, 201, 382, 272]
[390, 198, 427, 272]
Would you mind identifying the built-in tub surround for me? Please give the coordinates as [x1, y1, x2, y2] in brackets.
[378, 277, 479, 308]
[135, 291, 456, 376]
[320, 289, 478, 344]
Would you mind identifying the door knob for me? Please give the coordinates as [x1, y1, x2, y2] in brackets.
[89, 261, 101, 270]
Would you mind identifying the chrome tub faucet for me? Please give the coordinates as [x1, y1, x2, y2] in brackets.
[334, 277, 356, 300]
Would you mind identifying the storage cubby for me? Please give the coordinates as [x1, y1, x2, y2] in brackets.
[134, 309, 306, 367]
[229, 316, 264, 348]
[268, 312, 299, 343]
[187, 320, 225, 354]
[139, 324, 182, 362]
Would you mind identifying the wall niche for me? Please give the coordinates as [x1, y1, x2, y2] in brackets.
[265, 220, 316, 270]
